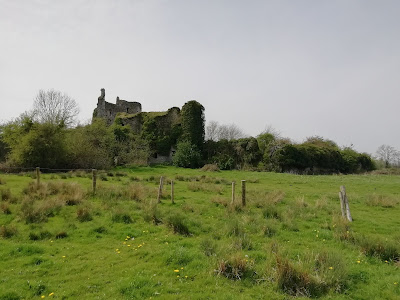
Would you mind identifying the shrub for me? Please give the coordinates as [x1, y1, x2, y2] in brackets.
[232, 234, 253, 250]
[0, 225, 17, 238]
[173, 141, 202, 168]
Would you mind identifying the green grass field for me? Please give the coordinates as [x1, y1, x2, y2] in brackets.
[0, 166, 399, 299]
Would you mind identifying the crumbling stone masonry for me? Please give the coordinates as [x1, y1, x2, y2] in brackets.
[94, 88, 142, 125]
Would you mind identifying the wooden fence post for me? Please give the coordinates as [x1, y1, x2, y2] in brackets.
[241, 180, 246, 206]
[231, 182, 235, 204]
[157, 176, 164, 203]
[36, 167, 40, 187]
[92, 169, 97, 195]
[171, 180, 175, 204]
[339, 185, 352, 222]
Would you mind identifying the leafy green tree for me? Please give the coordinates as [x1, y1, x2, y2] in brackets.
[180, 101, 205, 149]
[66, 119, 114, 169]
[173, 141, 202, 168]
[2, 117, 67, 168]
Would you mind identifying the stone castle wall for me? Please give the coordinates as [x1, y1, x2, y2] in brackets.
[95, 88, 142, 125]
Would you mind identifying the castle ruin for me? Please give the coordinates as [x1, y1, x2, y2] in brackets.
[93, 88, 182, 163]
[94, 88, 142, 125]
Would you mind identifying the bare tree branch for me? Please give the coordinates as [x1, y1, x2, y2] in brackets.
[33, 89, 79, 127]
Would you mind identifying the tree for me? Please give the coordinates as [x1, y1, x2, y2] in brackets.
[205, 121, 219, 141]
[33, 89, 79, 127]
[376, 145, 399, 168]
[205, 121, 246, 141]
[2, 116, 68, 168]
[172, 141, 202, 168]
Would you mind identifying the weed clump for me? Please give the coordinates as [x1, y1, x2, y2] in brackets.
[366, 194, 399, 208]
[200, 238, 218, 256]
[29, 231, 52, 241]
[1, 203, 11, 214]
[0, 188, 12, 201]
[55, 231, 68, 239]
[0, 225, 17, 238]
[276, 256, 325, 297]
[201, 164, 220, 172]
[142, 201, 162, 225]
[112, 211, 133, 224]
[216, 254, 255, 280]
[76, 206, 93, 222]
[357, 235, 400, 262]
[166, 213, 191, 236]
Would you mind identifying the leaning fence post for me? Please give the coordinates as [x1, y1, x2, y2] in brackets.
[339, 185, 352, 222]
[157, 176, 164, 203]
[92, 169, 97, 195]
[171, 180, 175, 204]
[231, 182, 235, 204]
[241, 180, 246, 206]
[36, 167, 40, 187]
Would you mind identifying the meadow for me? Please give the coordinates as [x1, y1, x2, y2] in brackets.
[0, 166, 399, 299]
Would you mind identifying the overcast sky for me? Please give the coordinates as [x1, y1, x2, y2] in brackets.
[1, 0, 399, 154]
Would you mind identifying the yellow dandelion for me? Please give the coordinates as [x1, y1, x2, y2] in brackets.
[181, 267, 184, 269]
[62, 256, 66, 258]
[185, 276, 188, 278]
[385, 260, 388, 263]
[394, 282, 398, 285]
[117, 251, 121, 254]
[177, 275, 180, 277]
[357, 260, 361, 263]
[49, 292, 54, 296]
[329, 267, 333, 270]
[174, 269, 180, 272]
[41, 296, 45, 299]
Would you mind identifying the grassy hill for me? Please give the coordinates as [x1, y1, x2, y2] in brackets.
[0, 166, 399, 299]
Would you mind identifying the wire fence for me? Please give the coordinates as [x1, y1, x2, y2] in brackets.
[0, 166, 95, 174]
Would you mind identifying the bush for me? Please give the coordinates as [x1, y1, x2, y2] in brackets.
[29, 231, 52, 241]
[173, 141, 202, 168]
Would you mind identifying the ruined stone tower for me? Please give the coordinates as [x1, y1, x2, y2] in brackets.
[94, 88, 142, 124]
